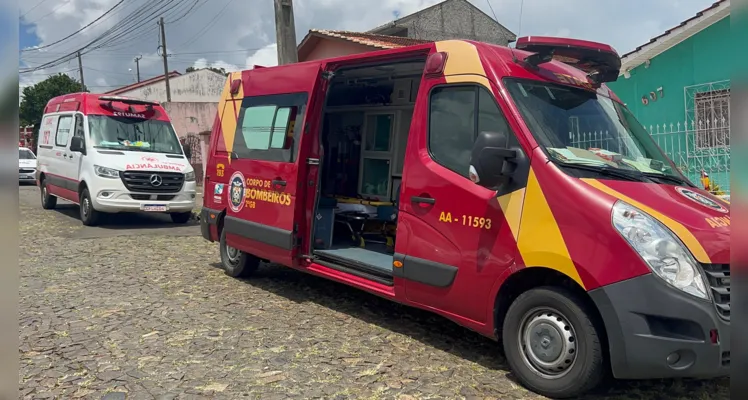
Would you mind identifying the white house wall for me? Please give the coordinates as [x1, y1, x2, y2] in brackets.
[162, 102, 217, 139]
[117, 69, 227, 103]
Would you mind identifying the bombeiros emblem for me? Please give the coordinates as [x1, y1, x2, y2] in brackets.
[229, 171, 246, 212]
[675, 187, 728, 214]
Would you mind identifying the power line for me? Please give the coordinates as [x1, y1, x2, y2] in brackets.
[166, 0, 206, 24]
[20, 0, 182, 73]
[21, 0, 127, 52]
[23, 0, 73, 24]
[20, 0, 52, 18]
[175, 0, 237, 49]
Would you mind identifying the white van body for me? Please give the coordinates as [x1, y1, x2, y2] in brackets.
[36, 93, 197, 225]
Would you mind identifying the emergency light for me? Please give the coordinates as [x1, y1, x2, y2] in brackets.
[515, 36, 621, 86]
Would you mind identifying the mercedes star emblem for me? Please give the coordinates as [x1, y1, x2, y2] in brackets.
[149, 174, 163, 186]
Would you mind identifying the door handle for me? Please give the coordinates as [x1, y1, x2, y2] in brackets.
[272, 179, 287, 187]
[411, 196, 435, 205]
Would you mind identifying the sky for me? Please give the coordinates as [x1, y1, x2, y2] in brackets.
[17, 0, 719, 94]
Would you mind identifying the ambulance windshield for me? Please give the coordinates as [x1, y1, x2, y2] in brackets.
[504, 78, 682, 179]
[88, 115, 183, 155]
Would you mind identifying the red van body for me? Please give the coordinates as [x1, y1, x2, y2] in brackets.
[200, 38, 730, 398]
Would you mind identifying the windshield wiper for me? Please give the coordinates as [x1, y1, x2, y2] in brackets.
[555, 161, 651, 182]
[642, 173, 693, 187]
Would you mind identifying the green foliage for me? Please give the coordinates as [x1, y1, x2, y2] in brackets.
[186, 66, 228, 76]
[19, 74, 86, 139]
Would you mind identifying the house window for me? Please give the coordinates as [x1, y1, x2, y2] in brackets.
[694, 89, 730, 149]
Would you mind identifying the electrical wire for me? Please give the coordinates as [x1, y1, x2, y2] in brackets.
[21, 0, 182, 73]
[20, 0, 52, 18]
[21, 0, 127, 52]
[22, 0, 72, 24]
[174, 0, 237, 50]
[166, 0, 207, 24]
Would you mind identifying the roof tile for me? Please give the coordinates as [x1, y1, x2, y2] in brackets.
[309, 29, 431, 49]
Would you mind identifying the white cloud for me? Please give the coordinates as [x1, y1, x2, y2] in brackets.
[245, 44, 278, 69]
[17, 0, 716, 93]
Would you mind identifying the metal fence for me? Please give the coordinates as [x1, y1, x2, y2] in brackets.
[570, 117, 731, 195]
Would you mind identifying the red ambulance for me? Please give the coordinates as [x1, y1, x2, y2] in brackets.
[200, 37, 730, 398]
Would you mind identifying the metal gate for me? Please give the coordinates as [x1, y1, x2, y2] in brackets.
[181, 133, 204, 186]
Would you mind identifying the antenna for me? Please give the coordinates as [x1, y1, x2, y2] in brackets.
[510, 0, 525, 63]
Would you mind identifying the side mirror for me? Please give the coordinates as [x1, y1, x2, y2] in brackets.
[70, 136, 86, 155]
[469, 131, 516, 190]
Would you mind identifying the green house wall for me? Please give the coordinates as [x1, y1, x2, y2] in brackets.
[606, 16, 731, 193]
[607, 16, 731, 129]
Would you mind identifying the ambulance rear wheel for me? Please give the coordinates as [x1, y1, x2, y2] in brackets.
[502, 287, 604, 399]
[219, 229, 260, 278]
[40, 179, 57, 210]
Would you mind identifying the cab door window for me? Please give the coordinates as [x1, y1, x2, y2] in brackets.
[428, 85, 514, 178]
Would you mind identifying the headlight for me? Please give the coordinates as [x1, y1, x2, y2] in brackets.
[612, 200, 709, 300]
[94, 165, 120, 179]
[185, 171, 195, 181]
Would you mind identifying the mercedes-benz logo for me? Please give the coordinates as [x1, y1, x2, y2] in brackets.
[149, 174, 163, 186]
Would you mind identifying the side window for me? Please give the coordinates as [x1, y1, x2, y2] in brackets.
[428, 85, 514, 177]
[231, 93, 307, 162]
[55, 115, 73, 147]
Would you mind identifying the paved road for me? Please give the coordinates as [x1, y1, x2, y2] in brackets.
[18, 185, 728, 399]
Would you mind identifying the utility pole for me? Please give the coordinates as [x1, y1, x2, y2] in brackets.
[158, 17, 172, 102]
[134, 55, 142, 82]
[76, 51, 85, 90]
[273, 0, 298, 65]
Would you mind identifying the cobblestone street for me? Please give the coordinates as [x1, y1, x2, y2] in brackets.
[18, 185, 729, 399]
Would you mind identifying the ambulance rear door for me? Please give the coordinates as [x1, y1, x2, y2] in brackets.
[220, 62, 328, 267]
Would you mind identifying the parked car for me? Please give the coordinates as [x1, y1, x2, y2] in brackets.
[19, 147, 37, 184]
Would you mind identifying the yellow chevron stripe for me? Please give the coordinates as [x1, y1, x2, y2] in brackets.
[434, 40, 491, 89]
[582, 179, 712, 264]
[517, 169, 586, 289]
[220, 72, 244, 161]
[497, 188, 525, 241]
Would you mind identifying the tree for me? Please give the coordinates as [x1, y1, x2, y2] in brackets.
[186, 66, 228, 76]
[19, 74, 86, 141]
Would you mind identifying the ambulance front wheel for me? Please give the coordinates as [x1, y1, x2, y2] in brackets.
[502, 287, 605, 399]
[79, 188, 101, 226]
[219, 229, 260, 278]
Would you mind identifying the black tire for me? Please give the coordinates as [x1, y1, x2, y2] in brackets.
[219, 229, 260, 278]
[40, 179, 57, 210]
[79, 188, 101, 226]
[502, 287, 605, 399]
[170, 212, 192, 224]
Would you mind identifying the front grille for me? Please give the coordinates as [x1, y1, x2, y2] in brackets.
[130, 194, 177, 201]
[121, 171, 184, 193]
[19, 168, 35, 173]
[702, 263, 730, 321]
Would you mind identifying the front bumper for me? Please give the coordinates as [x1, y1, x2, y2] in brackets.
[589, 273, 729, 380]
[19, 169, 36, 182]
[88, 175, 197, 213]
